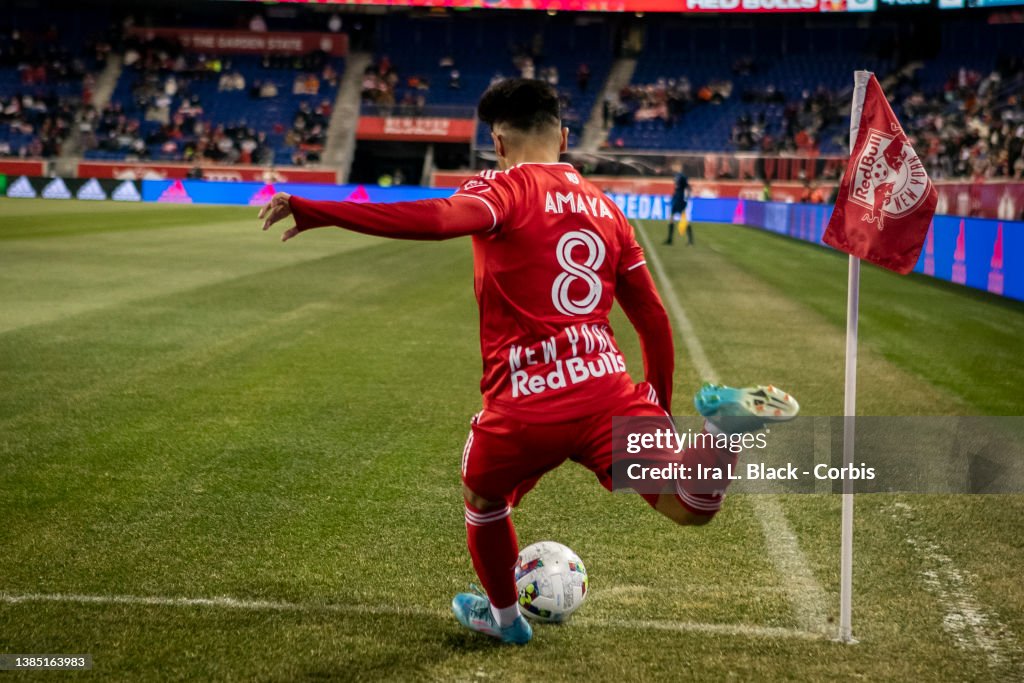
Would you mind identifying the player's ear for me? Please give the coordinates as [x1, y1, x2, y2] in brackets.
[559, 127, 569, 154]
[492, 131, 506, 159]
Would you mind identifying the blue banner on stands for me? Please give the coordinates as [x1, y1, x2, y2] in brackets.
[701, 198, 1024, 303]
[606, 193, 673, 221]
[141, 179, 452, 206]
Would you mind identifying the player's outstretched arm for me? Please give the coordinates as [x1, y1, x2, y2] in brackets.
[616, 265, 676, 413]
[259, 192, 495, 242]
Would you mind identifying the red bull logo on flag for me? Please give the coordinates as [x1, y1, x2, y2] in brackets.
[849, 128, 930, 231]
[823, 72, 937, 274]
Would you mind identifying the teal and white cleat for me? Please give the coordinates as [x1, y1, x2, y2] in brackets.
[694, 383, 800, 434]
[451, 588, 533, 645]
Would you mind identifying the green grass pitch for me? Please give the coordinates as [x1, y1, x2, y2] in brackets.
[1, 198, 1022, 681]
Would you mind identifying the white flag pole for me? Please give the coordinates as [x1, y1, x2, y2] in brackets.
[839, 254, 859, 644]
[838, 70, 871, 645]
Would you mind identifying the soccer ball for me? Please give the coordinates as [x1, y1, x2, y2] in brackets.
[515, 541, 589, 623]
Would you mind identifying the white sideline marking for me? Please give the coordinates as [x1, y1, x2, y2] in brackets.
[747, 496, 831, 634]
[0, 591, 823, 641]
[0, 591, 430, 618]
[891, 503, 1019, 670]
[577, 616, 823, 641]
[635, 222, 832, 636]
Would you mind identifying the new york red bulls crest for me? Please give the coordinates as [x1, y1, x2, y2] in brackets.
[849, 124, 931, 232]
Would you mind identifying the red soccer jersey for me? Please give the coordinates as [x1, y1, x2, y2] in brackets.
[452, 162, 647, 422]
[287, 162, 674, 423]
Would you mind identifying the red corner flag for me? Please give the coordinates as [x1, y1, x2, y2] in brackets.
[823, 72, 937, 274]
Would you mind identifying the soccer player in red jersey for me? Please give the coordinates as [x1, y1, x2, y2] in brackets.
[260, 79, 797, 644]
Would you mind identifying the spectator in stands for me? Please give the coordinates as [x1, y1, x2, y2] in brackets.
[82, 73, 96, 106]
[249, 15, 267, 33]
[178, 96, 203, 119]
[144, 92, 171, 124]
[361, 58, 400, 113]
[800, 180, 825, 204]
[259, 80, 278, 98]
[316, 100, 331, 121]
[214, 128, 238, 163]
[287, 101, 326, 165]
[20, 63, 47, 86]
[293, 73, 320, 95]
[239, 133, 258, 164]
[253, 131, 272, 165]
[362, 72, 380, 100]
[542, 66, 559, 88]
[577, 63, 591, 93]
[449, 69, 462, 90]
[515, 55, 535, 81]
[322, 63, 339, 88]
[399, 91, 425, 116]
[218, 71, 245, 92]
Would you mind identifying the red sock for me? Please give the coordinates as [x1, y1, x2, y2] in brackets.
[464, 503, 519, 609]
[674, 433, 738, 517]
[638, 431, 738, 518]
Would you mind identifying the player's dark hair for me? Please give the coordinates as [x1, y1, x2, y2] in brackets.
[477, 78, 561, 133]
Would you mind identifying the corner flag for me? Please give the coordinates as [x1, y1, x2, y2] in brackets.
[824, 73, 937, 274]
[824, 72, 938, 644]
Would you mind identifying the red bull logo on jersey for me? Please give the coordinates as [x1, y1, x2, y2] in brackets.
[849, 126, 930, 231]
[508, 323, 627, 398]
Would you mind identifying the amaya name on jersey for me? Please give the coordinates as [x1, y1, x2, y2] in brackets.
[544, 191, 616, 220]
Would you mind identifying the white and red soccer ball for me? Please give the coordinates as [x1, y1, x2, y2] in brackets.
[515, 541, 589, 623]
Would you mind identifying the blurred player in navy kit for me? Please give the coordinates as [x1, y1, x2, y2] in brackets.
[665, 171, 692, 246]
